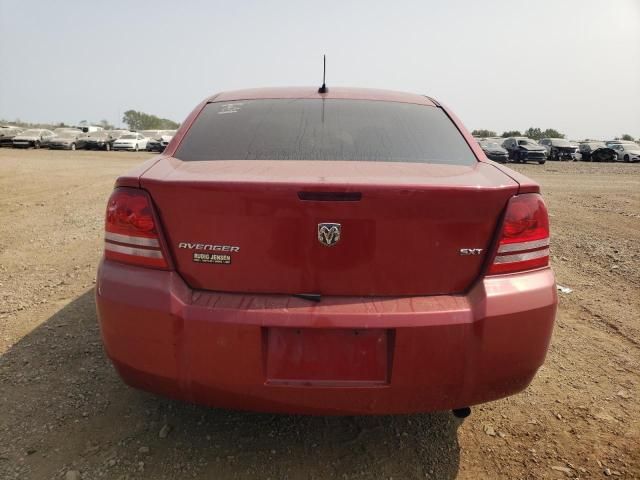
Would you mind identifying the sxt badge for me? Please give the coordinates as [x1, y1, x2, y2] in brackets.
[459, 248, 483, 256]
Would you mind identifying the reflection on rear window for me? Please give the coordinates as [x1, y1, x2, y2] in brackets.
[175, 99, 477, 165]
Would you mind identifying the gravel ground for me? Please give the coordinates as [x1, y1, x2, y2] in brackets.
[0, 148, 638, 479]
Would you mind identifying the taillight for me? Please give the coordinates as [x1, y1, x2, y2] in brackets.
[103, 187, 169, 269]
[487, 193, 550, 275]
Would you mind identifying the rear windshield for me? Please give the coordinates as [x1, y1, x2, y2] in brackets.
[174, 99, 476, 165]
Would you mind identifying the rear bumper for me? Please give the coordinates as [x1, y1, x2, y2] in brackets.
[96, 260, 557, 415]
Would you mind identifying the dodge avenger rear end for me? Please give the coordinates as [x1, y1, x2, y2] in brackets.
[95, 87, 557, 415]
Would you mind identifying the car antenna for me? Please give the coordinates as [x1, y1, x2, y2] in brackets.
[318, 55, 328, 93]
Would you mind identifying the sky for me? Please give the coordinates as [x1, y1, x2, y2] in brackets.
[1, 0, 639, 140]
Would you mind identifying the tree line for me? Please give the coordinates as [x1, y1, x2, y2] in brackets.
[472, 128, 565, 140]
[121, 110, 180, 131]
[2, 110, 180, 132]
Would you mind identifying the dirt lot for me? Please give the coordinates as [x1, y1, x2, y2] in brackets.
[0, 148, 638, 480]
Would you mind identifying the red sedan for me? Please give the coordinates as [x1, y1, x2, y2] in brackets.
[96, 87, 557, 415]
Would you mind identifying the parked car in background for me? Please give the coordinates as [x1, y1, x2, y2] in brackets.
[81, 130, 129, 151]
[605, 140, 636, 147]
[104, 130, 131, 150]
[45, 128, 82, 147]
[48, 130, 83, 150]
[80, 131, 109, 151]
[112, 132, 148, 151]
[96, 86, 557, 416]
[12, 129, 55, 148]
[578, 142, 618, 162]
[477, 140, 509, 163]
[539, 138, 578, 161]
[146, 130, 177, 152]
[610, 143, 640, 162]
[502, 137, 547, 164]
[145, 136, 163, 152]
[0, 126, 23, 147]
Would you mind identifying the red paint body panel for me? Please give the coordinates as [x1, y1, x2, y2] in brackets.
[114, 156, 162, 188]
[97, 87, 557, 414]
[140, 159, 518, 296]
[489, 162, 542, 194]
[433, 101, 540, 195]
[96, 260, 556, 414]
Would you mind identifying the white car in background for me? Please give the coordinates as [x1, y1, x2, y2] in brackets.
[112, 132, 148, 151]
[610, 143, 640, 163]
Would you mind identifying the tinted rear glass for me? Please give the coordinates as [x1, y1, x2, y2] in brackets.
[175, 99, 476, 165]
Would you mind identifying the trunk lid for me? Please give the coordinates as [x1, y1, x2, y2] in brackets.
[141, 158, 519, 296]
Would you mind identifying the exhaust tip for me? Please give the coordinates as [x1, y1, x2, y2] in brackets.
[452, 407, 471, 419]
